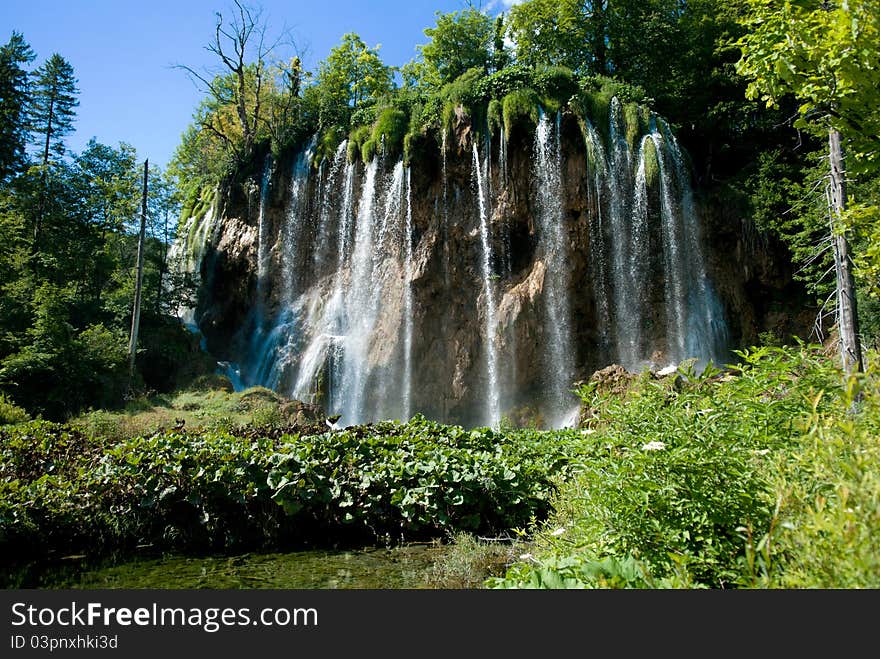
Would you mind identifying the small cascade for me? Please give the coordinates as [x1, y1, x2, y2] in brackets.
[244, 139, 316, 391]
[334, 158, 379, 423]
[647, 125, 688, 363]
[534, 110, 576, 426]
[583, 118, 611, 355]
[402, 168, 414, 421]
[281, 139, 316, 300]
[169, 203, 218, 328]
[656, 118, 729, 365]
[290, 157, 356, 411]
[256, 154, 274, 286]
[606, 97, 643, 370]
[472, 142, 501, 428]
[313, 140, 348, 276]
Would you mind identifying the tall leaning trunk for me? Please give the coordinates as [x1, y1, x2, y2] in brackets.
[828, 127, 863, 376]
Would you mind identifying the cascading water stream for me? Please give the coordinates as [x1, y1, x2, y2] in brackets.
[647, 127, 688, 363]
[534, 110, 576, 426]
[336, 158, 380, 424]
[657, 119, 729, 364]
[313, 141, 348, 276]
[256, 155, 274, 286]
[583, 118, 611, 354]
[402, 168, 414, 421]
[472, 143, 501, 428]
[606, 97, 642, 369]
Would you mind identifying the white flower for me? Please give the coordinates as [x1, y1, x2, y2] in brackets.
[581, 428, 596, 436]
[754, 449, 770, 456]
[550, 527, 566, 537]
[641, 441, 667, 452]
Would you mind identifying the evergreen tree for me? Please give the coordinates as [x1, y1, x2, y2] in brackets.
[29, 53, 79, 169]
[0, 32, 35, 181]
[27, 53, 79, 257]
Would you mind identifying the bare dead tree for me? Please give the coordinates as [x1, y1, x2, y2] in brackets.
[175, 1, 293, 162]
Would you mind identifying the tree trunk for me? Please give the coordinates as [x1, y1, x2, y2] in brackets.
[128, 160, 149, 384]
[33, 95, 54, 263]
[828, 127, 863, 376]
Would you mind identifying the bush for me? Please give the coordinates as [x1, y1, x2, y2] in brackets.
[490, 346, 864, 589]
[0, 415, 586, 558]
[0, 392, 29, 425]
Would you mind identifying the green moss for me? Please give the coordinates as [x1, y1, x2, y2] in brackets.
[502, 88, 541, 136]
[347, 125, 371, 163]
[441, 67, 485, 107]
[533, 66, 578, 106]
[370, 107, 408, 160]
[624, 102, 643, 151]
[315, 126, 346, 167]
[487, 99, 503, 137]
[643, 136, 660, 189]
[577, 89, 613, 147]
[361, 138, 377, 164]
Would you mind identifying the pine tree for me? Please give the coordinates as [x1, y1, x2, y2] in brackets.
[0, 32, 35, 181]
[27, 53, 79, 256]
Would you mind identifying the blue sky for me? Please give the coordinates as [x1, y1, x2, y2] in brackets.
[5, 1, 519, 170]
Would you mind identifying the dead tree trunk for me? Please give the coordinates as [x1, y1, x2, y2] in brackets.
[828, 127, 863, 376]
[128, 159, 149, 384]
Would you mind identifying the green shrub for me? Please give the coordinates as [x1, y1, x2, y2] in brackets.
[0, 392, 29, 425]
[0, 415, 586, 558]
[643, 136, 660, 188]
[533, 66, 579, 106]
[491, 346, 859, 589]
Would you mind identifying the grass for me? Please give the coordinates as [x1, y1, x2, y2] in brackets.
[71, 379, 297, 442]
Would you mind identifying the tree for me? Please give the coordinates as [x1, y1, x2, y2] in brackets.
[507, 0, 594, 73]
[417, 9, 494, 87]
[736, 0, 880, 376]
[0, 32, 35, 181]
[178, 1, 290, 164]
[312, 33, 393, 130]
[29, 53, 79, 170]
[28, 53, 79, 257]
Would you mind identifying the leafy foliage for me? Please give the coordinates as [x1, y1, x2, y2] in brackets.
[490, 346, 880, 589]
[0, 415, 584, 557]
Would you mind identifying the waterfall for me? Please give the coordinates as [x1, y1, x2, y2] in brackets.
[168, 203, 217, 329]
[175, 102, 731, 429]
[256, 155, 274, 286]
[534, 110, 576, 426]
[313, 140, 348, 276]
[583, 118, 611, 356]
[472, 143, 501, 428]
[290, 155, 355, 411]
[244, 140, 316, 391]
[606, 97, 643, 370]
[402, 168, 414, 421]
[335, 158, 379, 424]
[657, 119, 729, 366]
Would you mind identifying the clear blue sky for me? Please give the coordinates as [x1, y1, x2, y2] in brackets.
[6, 1, 517, 170]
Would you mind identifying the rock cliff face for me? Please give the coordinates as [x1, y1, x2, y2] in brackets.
[180, 103, 814, 429]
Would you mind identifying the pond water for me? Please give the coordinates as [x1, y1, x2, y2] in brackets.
[3, 544, 448, 589]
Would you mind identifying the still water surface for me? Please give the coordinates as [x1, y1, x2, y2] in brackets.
[5, 544, 446, 589]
